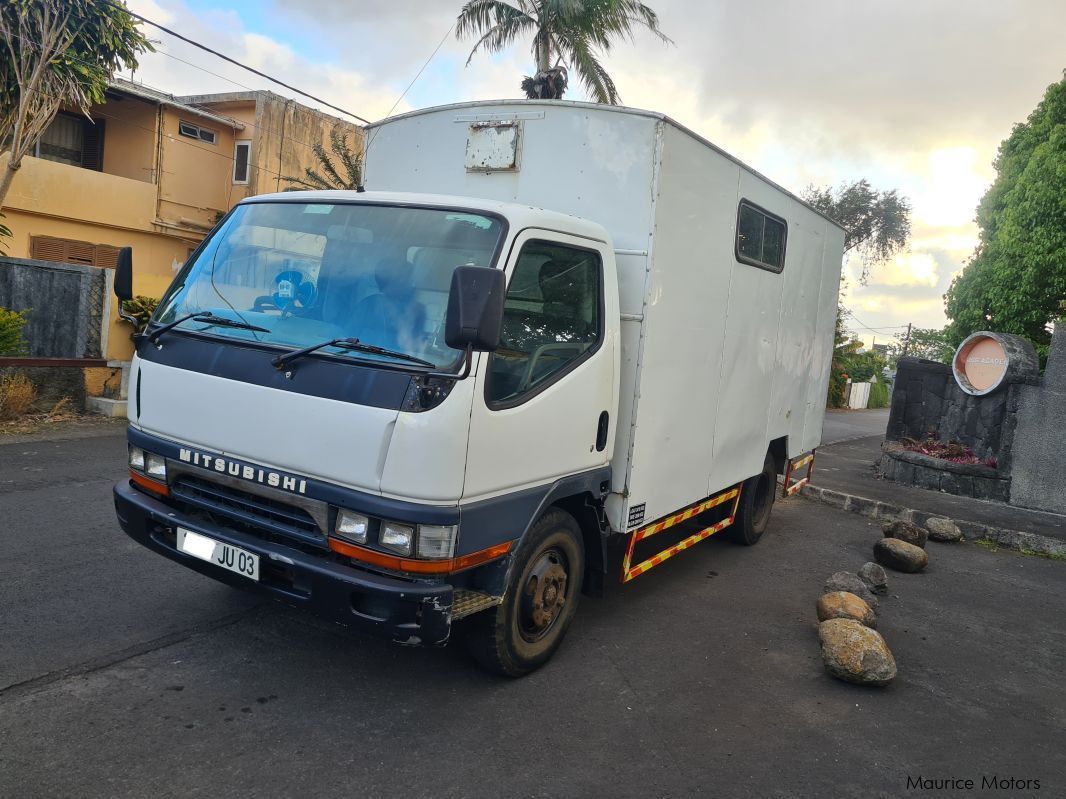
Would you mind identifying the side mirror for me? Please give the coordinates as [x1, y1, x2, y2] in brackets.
[114, 246, 133, 302]
[444, 265, 505, 352]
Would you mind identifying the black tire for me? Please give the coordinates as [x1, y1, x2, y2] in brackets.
[728, 454, 777, 546]
[465, 509, 584, 677]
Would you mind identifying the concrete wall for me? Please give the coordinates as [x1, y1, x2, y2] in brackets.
[0, 257, 105, 358]
[89, 94, 157, 183]
[250, 94, 365, 195]
[157, 107, 241, 231]
[1010, 322, 1066, 514]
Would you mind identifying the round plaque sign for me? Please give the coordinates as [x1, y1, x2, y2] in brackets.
[952, 332, 1016, 396]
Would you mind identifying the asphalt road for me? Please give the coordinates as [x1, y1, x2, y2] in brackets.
[821, 408, 890, 445]
[2, 426, 1065, 798]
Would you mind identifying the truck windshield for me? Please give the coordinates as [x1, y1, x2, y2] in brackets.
[154, 202, 505, 368]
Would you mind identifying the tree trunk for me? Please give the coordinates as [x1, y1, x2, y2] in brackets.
[0, 157, 21, 216]
[536, 31, 550, 72]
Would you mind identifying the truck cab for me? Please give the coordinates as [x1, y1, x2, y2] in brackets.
[114, 191, 619, 674]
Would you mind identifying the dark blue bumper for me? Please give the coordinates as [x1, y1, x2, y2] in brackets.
[113, 481, 453, 645]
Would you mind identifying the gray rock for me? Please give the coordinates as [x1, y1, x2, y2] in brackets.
[823, 571, 879, 611]
[882, 519, 928, 549]
[874, 538, 929, 573]
[858, 561, 889, 595]
[816, 591, 877, 628]
[818, 618, 897, 686]
[925, 517, 964, 542]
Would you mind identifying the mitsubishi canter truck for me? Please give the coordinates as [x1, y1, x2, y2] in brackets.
[113, 100, 844, 676]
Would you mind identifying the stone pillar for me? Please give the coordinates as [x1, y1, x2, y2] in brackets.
[1009, 321, 1066, 514]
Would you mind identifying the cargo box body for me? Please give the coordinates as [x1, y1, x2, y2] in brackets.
[365, 101, 844, 533]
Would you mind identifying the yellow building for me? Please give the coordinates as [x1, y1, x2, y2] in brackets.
[1, 79, 365, 383]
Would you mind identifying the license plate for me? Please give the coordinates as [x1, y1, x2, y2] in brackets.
[176, 527, 259, 581]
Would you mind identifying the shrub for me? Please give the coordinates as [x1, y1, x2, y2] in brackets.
[0, 306, 30, 355]
[121, 296, 159, 333]
[868, 380, 890, 409]
[0, 373, 37, 420]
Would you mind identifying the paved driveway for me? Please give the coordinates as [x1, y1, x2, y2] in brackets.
[2, 428, 1063, 798]
[821, 408, 890, 445]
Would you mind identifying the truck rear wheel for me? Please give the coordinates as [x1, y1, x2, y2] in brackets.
[465, 509, 584, 677]
[728, 454, 776, 546]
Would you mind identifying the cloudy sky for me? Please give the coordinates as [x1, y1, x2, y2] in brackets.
[125, 0, 1066, 346]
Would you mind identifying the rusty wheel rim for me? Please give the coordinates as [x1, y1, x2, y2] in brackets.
[518, 548, 569, 643]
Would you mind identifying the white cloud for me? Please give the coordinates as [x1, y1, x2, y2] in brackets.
[868, 253, 940, 288]
[124, 0, 1065, 340]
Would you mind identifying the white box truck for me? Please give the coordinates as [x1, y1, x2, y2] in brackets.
[113, 100, 844, 676]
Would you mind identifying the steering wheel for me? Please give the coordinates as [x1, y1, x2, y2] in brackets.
[515, 343, 587, 393]
[271, 270, 317, 313]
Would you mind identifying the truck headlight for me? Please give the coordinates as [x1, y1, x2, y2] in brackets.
[380, 522, 414, 556]
[416, 524, 458, 559]
[335, 510, 369, 544]
[128, 445, 146, 472]
[145, 452, 167, 480]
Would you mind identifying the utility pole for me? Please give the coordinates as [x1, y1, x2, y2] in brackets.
[900, 323, 913, 357]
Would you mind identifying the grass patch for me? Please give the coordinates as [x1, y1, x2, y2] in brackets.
[973, 538, 1066, 561]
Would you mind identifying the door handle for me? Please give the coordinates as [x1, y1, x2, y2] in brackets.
[596, 411, 609, 452]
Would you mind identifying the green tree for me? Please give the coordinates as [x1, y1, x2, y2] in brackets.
[456, 0, 671, 105]
[945, 72, 1066, 358]
[0, 1, 151, 210]
[803, 181, 911, 406]
[282, 125, 363, 191]
[803, 179, 912, 283]
[887, 326, 953, 364]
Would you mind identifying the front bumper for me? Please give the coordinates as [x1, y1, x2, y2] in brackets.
[114, 481, 452, 645]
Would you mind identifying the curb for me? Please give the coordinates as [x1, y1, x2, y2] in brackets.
[794, 482, 1066, 558]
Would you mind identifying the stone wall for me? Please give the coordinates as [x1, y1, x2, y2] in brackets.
[883, 322, 1066, 515]
[885, 357, 1020, 469]
[0, 256, 106, 358]
[1009, 322, 1066, 514]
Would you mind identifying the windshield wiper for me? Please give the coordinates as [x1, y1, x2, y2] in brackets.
[272, 337, 435, 371]
[149, 312, 271, 344]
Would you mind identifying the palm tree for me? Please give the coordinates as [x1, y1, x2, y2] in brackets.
[282, 125, 363, 191]
[456, 0, 671, 105]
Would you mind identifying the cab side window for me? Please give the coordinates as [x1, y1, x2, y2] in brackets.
[487, 241, 602, 406]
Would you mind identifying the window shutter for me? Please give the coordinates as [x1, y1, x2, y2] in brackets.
[66, 240, 96, 265]
[81, 118, 105, 171]
[30, 236, 67, 262]
[30, 235, 119, 268]
[94, 245, 120, 269]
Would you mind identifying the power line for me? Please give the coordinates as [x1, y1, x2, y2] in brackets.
[366, 22, 455, 154]
[104, 0, 373, 125]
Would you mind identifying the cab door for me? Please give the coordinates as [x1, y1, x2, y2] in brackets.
[463, 229, 618, 501]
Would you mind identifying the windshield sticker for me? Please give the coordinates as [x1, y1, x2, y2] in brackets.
[303, 204, 334, 214]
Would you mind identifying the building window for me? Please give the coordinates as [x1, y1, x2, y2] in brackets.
[30, 235, 120, 268]
[178, 120, 217, 145]
[487, 240, 603, 407]
[35, 113, 105, 171]
[735, 200, 787, 273]
[233, 140, 251, 184]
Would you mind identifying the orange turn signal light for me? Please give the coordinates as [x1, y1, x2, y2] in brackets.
[130, 469, 169, 497]
[329, 537, 513, 575]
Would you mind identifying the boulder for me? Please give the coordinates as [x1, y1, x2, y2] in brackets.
[925, 517, 964, 542]
[816, 591, 877, 628]
[858, 561, 889, 595]
[882, 519, 927, 549]
[818, 618, 897, 686]
[823, 571, 879, 611]
[874, 538, 929, 573]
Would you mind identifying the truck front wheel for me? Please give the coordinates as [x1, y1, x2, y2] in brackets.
[465, 509, 584, 677]
[728, 454, 776, 546]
